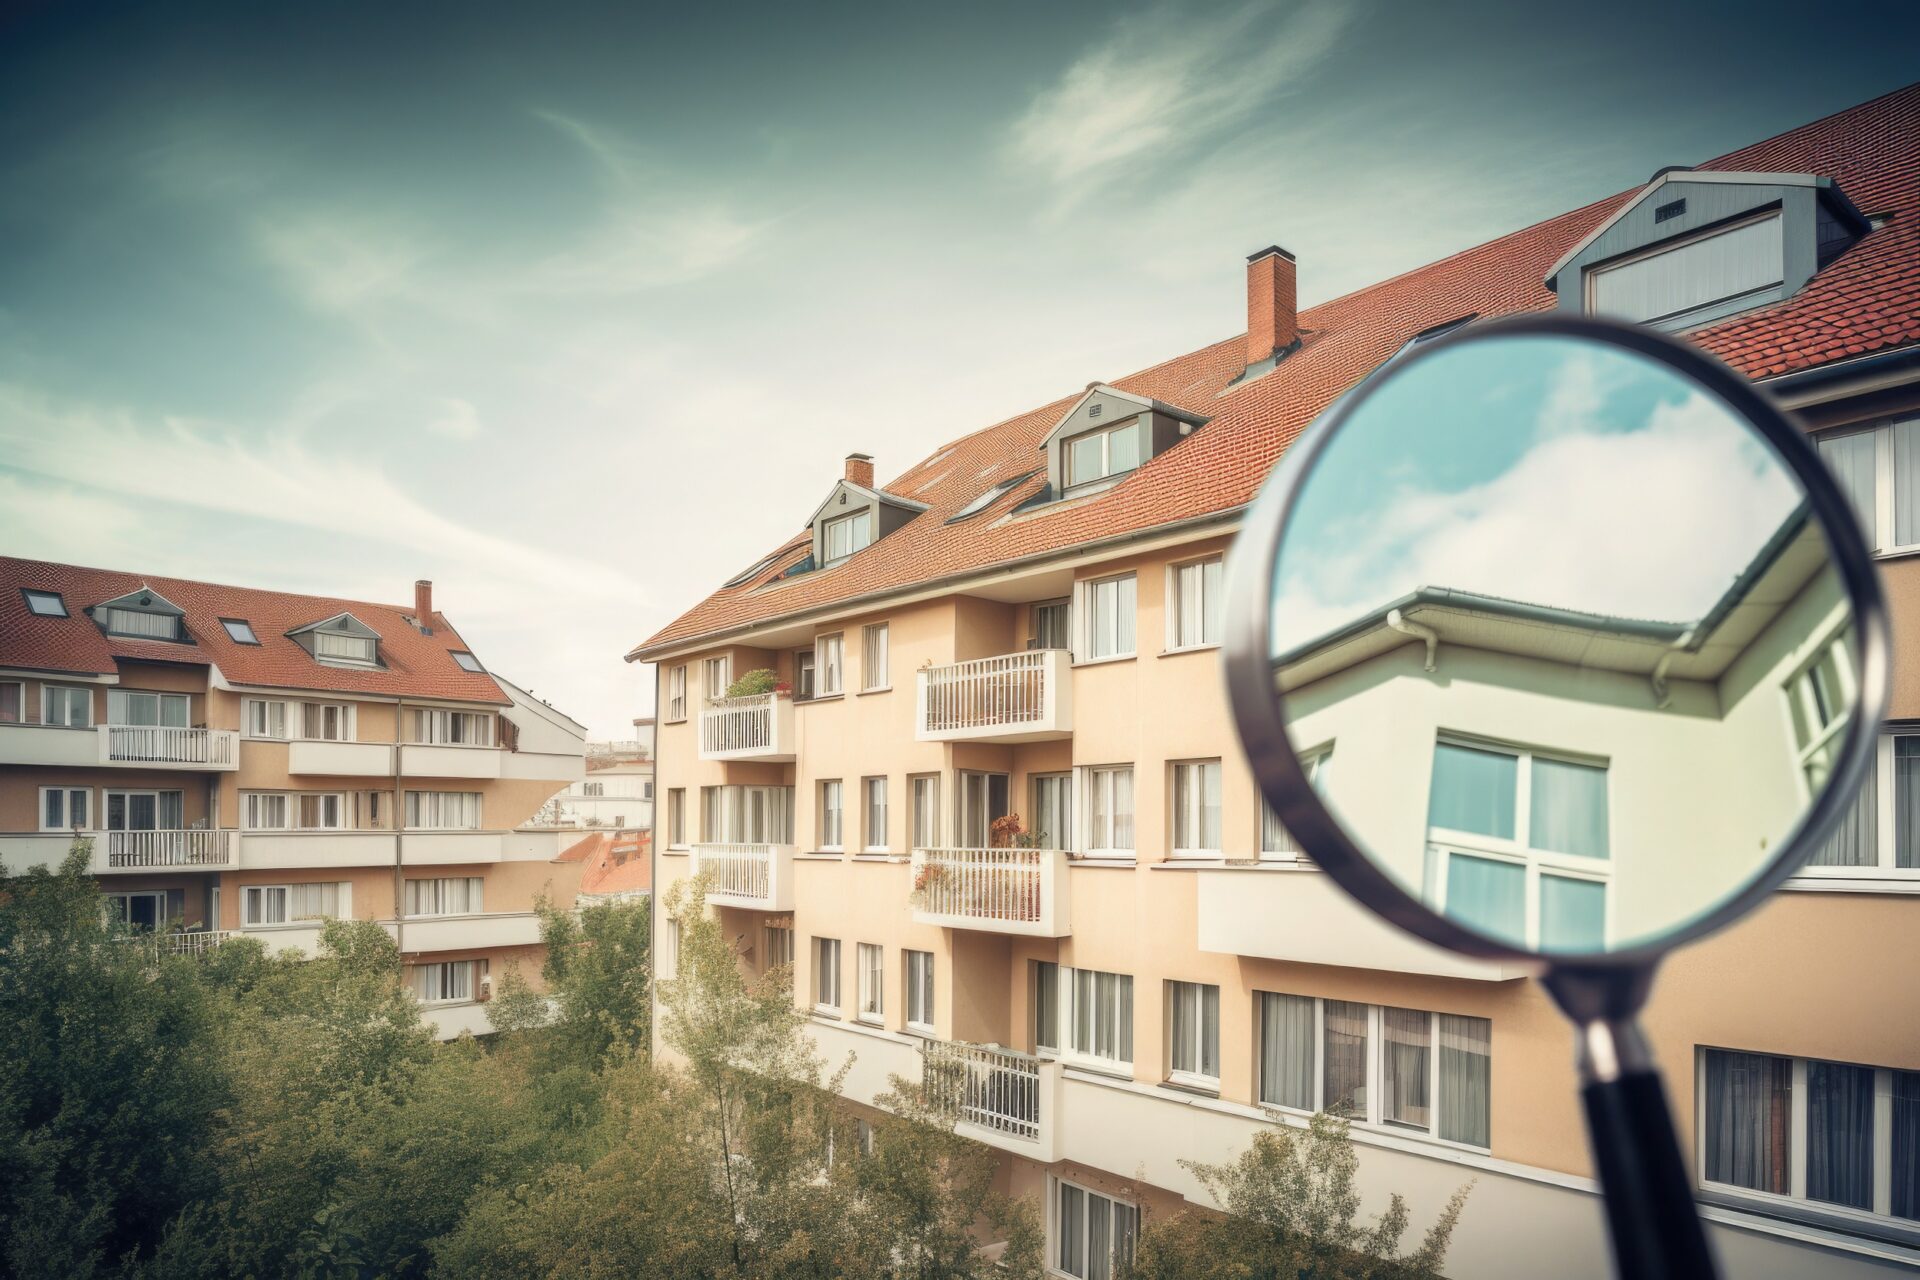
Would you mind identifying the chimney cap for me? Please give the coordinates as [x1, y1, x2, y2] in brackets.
[1246, 245, 1296, 263]
[845, 451, 874, 462]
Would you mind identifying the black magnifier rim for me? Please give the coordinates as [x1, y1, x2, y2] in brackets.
[1223, 311, 1891, 971]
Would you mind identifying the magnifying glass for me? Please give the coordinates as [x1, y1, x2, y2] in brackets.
[1223, 314, 1888, 1280]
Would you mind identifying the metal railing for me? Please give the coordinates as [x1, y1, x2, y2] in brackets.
[921, 652, 1050, 734]
[922, 1040, 1041, 1142]
[105, 725, 239, 766]
[106, 829, 236, 869]
[692, 842, 775, 902]
[700, 693, 777, 755]
[912, 847, 1046, 925]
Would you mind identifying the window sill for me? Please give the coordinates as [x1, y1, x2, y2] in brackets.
[796, 851, 844, 861]
[796, 693, 845, 705]
[1781, 872, 1920, 894]
[1158, 643, 1221, 659]
[856, 1014, 885, 1028]
[852, 852, 907, 863]
[904, 1022, 935, 1039]
[1069, 855, 1137, 869]
[1163, 1074, 1221, 1097]
[664, 846, 690, 856]
[1698, 1187, 1920, 1258]
[856, 686, 892, 696]
[1070, 654, 1137, 669]
[812, 1007, 842, 1020]
[1060, 1057, 1133, 1081]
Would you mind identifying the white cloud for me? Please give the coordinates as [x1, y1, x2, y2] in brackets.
[425, 396, 483, 440]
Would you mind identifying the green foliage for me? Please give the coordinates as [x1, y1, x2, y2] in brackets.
[1121, 1113, 1470, 1280]
[724, 668, 779, 698]
[489, 894, 652, 1067]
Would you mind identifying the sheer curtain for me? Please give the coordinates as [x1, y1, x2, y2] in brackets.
[1444, 854, 1526, 941]
[1259, 993, 1314, 1109]
[1893, 1070, 1920, 1221]
[1323, 1001, 1369, 1119]
[1897, 421, 1920, 547]
[1807, 1061, 1876, 1210]
[1428, 743, 1517, 838]
[1529, 757, 1610, 858]
[1703, 1049, 1792, 1193]
[1382, 1008, 1432, 1130]
[1438, 1014, 1492, 1147]
[1898, 739, 1920, 869]
[1540, 875, 1607, 951]
[1810, 772, 1876, 866]
[1818, 430, 1877, 539]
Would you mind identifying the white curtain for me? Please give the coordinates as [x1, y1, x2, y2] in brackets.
[1438, 1014, 1492, 1147]
[1382, 1007, 1432, 1130]
[1323, 1000, 1369, 1119]
[1529, 757, 1610, 858]
[1898, 738, 1920, 869]
[1428, 743, 1517, 839]
[1810, 772, 1876, 867]
[289, 882, 343, 921]
[1259, 993, 1314, 1110]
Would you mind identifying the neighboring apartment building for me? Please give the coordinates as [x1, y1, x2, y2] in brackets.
[562, 829, 653, 906]
[546, 726, 654, 829]
[632, 86, 1920, 1279]
[0, 565, 588, 1039]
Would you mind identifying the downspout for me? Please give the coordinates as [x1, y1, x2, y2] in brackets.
[392, 701, 405, 963]
[1649, 632, 1695, 711]
[1386, 609, 1439, 672]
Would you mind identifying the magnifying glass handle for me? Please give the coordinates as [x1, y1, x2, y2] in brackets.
[1582, 1070, 1720, 1280]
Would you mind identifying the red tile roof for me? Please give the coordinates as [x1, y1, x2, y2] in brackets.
[0, 558, 510, 704]
[567, 830, 652, 897]
[633, 84, 1920, 659]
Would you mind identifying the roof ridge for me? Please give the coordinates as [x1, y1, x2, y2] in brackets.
[0, 554, 417, 618]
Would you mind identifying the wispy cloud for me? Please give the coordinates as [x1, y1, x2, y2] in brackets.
[425, 396, 483, 440]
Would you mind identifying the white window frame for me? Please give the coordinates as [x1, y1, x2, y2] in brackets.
[667, 788, 686, 848]
[1058, 965, 1133, 1074]
[410, 707, 495, 747]
[1253, 993, 1493, 1153]
[106, 688, 190, 728]
[861, 623, 890, 691]
[1817, 417, 1920, 558]
[1169, 759, 1223, 859]
[1584, 208, 1784, 327]
[862, 776, 888, 852]
[1164, 555, 1225, 652]
[818, 779, 844, 851]
[1074, 573, 1137, 662]
[1797, 731, 1920, 881]
[404, 876, 484, 916]
[1078, 765, 1135, 858]
[666, 665, 688, 722]
[822, 509, 872, 563]
[1167, 979, 1220, 1089]
[1062, 416, 1143, 489]
[41, 684, 92, 728]
[404, 790, 484, 830]
[813, 936, 842, 1014]
[909, 774, 941, 850]
[1031, 772, 1072, 852]
[905, 948, 934, 1034]
[704, 655, 731, 699]
[219, 618, 258, 644]
[1426, 735, 1612, 949]
[314, 629, 377, 666]
[104, 890, 168, 930]
[104, 788, 184, 831]
[39, 785, 91, 831]
[408, 959, 482, 1004]
[244, 698, 292, 740]
[815, 632, 845, 696]
[763, 924, 794, 971]
[300, 701, 356, 741]
[856, 942, 884, 1023]
[1262, 746, 1333, 861]
[1049, 1175, 1140, 1280]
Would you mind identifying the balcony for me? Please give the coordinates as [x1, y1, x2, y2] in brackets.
[0, 723, 238, 771]
[396, 911, 542, 951]
[398, 742, 505, 779]
[103, 828, 237, 872]
[288, 739, 395, 776]
[909, 847, 1071, 937]
[690, 842, 796, 911]
[1194, 864, 1529, 982]
[698, 693, 796, 762]
[922, 1039, 1061, 1161]
[915, 650, 1071, 743]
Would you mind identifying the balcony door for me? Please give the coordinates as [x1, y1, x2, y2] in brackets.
[957, 771, 1010, 848]
[105, 789, 185, 831]
[107, 689, 189, 727]
[105, 890, 167, 930]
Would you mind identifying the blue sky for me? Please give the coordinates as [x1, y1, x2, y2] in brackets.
[1, 1, 1913, 735]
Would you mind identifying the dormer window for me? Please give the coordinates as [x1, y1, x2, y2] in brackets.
[315, 630, 376, 665]
[1587, 210, 1783, 328]
[288, 611, 381, 668]
[1034, 385, 1209, 507]
[22, 589, 66, 617]
[1064, 417, 1143, 489]
[88, 586, 187, 642]
[822, 509, 872, 563]
[802, 456, 927, 572]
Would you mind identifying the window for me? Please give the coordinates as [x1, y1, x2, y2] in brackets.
[1063, 417, 1143, 488]
[905, 949, 934, 1032]
[353, 790, 390, 830]
[1701, 1047, 1920, 1229]
[404, 791, 483, 829]
[1168, 980, 1220, 1085]
[1587, 211, 1784, 328]
[1032, 598, 1071, 650]
[818, 780, 844, 850]
[763, 924, 794, 970]
[861, 623, 889, 691]
[23, 589, 66, 617]
[220, 618, 259, 644]
[1256, 993, 1491, 1149]
[956, 770, 1009, 848]
[815, 633, 844, 696]
[1426, 739, 1610, 950]
[1063, 967, 1133, 1069]
[857, 942, 884, 1022]
[1170, 760, 1223, 858]
[450, 650, 483, 673]
[105, 891, 168, 931]
[1262, 748, 1333, 860]
[243, 793, 290, 830]
[1053, 1178, 1138, 1280]
[667, 789, 686, 847]
[245, 699, 291, 739]
[243, 882, 346, 926]
[1787, 629, 1880, 871]
[1082, 766, 1135, 856]
[1166, 556, 1224, 650]
[408, 960, 482, 1004]
[39, 786, 90, 831]
[666, 666, 687, 721]
[862, 776, 888, 851]
[1031, 773, 1071, 851]
[405, 877, 484, 915]
[822, 510, 872, 562]
[314, 629, 376, 665]
[1033, 960, 1059, 1053]
[296, 793, 345, 830]
[951, 471, 1036, 522]
[302, 702, 352, 741]
[410, 708, 494, 746]
[704, 655, 731, 698]
[1079, 574, 1136, 661]
[108, 689, 189, 728]
[700, 784, 793, 844]
[910, 775, 940, 849]
[0, 681, 19, 723]
[102, 607, 182, 640]
[794, 649, 816, 699]
[105, 789, 183, 831]
[813, 937, 842, 1012]
[42, 685, 91, 728]
[1817, 418, 1920, 555]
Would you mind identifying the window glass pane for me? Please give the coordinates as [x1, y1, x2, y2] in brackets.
[1034, 962, 1058, 1051]
[1444, 854, 1525, 940]
[1429, 743, 1517, 838]
[1437, 1014, 1492, 1147]
[1896, 421, 1920, 548]
[1382, 1007, 1432, 1131]
[1068, 433, 1103, 486]
[1540, 875, 1607, 951]
[1818, 430, 1878, 543]
[1058, 1183, 1084, 1275]
[1702, 1049, 1792, 1194]
[1088, 1194, 1112, 1280]
[1899, 738, 1920, 871]
[1323, 1000, 1369, 1119]
[1809, 771, 1876, 867]
[1894, 1070, 1920, 1222]
[1529, 757, 1609, 858]
[1589, 214, 1783, 324]
[1259, 993, 1314, 1110]
[1806, 1061, 1876, 1210]
[1108, 422, 1140, 473]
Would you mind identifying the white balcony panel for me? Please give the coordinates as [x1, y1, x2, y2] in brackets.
[0, 831, 95, 875]
[102, 828, 236, 872]
[916, 650, 1071, 743]
[287, 739, 395, 776]
[241, 831, 398, 870]
[690, 842, 796, 911]
[910, 847, 1071, 937]
[398, 911, 542, 952]
[698, 693, 796, 762]
[401, 831, 508, 865]
[420, 1000, 496, 1040]
[1194, 866, 1527, 982]
[501, 828, 574, 862]
[0, 723, 101, 767]
[241, 922, 332, 956]
[500, 749, 586, 784]
[104, 726, 239, 770]
[804, 1017, 924, 1111]
[922, 1038, 1061, 1161]
[399, 743, 504, 779]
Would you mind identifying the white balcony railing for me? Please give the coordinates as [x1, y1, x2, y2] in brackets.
[152, 930, 235, 956]
[691, 842, 796, 911]
[105, 828, 236, 870]
[909, 847, 1071, 937]
[698, 693, 795, 761]
[923, 1040, 1043, 1144]
[916, 650, 1071, 742]
[104, 725, 240, 768]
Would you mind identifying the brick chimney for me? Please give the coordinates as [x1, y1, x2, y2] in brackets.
[414, 579, 433, 621]
[1246, 246, 1298, 366]
[844, 453, 875, 488]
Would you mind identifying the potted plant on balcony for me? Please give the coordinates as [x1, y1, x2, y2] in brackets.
[724, 668, 780, 699]
[987, 815, 1044, 920]
[909, 859, 949, 908]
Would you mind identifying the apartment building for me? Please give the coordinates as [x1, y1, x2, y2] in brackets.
[0, 564, 587, 1039]
[633, 85, 1920, 1279]
[545, 727, 655, 830]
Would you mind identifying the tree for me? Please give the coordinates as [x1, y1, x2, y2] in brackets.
[489, 893, 652, 1067]
[1121, 1113, 1470, 1280]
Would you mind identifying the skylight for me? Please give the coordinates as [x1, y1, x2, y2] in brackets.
[948, 470, 1038, 523]
[451, 650, 484, 673]
[220, 618, 260, 644]
[23, 589, 66, 617]
[724, 552, 782, 588]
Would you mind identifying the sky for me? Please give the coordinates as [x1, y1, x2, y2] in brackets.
[0, 1, 1914, 738]
[1270, 337, 1802, 651]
